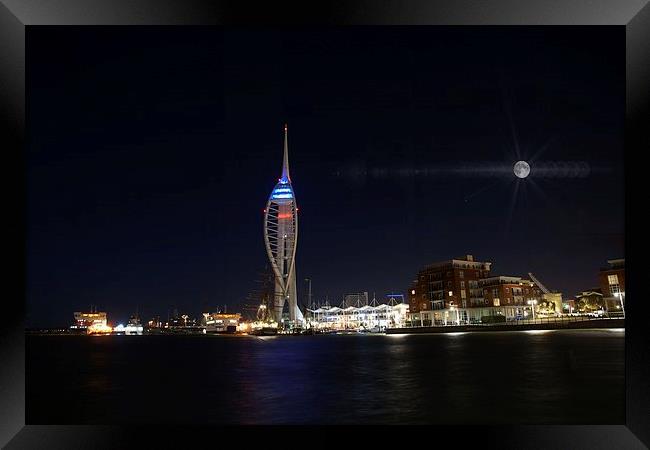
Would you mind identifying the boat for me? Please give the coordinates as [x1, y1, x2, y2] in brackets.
[250, 320, 279, 336]
[249, 301, 278, 336]
[249, 305, 278, 336]
[124, 314, 143, 335]
[239, 265, 281, 336]
[204, 313, 241, 334]
[70, 308, 110, 334]
[113, 314, 144, 335]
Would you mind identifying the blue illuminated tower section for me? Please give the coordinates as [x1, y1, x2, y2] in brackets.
[263, 124, 304, 324]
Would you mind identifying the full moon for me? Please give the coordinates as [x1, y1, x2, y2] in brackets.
[513, 160, 531, 179]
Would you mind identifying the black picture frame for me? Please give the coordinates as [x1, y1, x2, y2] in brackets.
[2, 1, 648, 448]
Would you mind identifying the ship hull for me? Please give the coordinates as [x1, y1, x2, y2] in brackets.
[205, 325, 238, 334]
[250, 327, 278, 336]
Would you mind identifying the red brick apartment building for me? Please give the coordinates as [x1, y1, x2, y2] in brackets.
[598, 258, 625, 314]
[598, 259, 625, 298]
[408, 255, 544, 325]
[408, 255, 492, 313]
[480, 276, 543, 308]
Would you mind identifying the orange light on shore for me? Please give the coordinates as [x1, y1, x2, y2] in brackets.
[88, 323, 112, 334]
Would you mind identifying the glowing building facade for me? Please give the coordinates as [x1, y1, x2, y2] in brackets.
[71, 311, 111, 334]
[263, 125, 304, 324]
[307, 303, 410, 331]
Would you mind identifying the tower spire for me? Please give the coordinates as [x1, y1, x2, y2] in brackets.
[281, 123, 291, 183]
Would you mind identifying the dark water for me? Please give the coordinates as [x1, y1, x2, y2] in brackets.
[26, 329, 625, 424]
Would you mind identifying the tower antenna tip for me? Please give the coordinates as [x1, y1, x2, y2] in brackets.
[284, 123, 288, 131]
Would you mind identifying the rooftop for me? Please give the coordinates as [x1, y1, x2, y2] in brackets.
[601, 258, 625, 271]
[479, 276, 525, 285]
[423, 255, 491, 270]
[600, 259, 625, 272]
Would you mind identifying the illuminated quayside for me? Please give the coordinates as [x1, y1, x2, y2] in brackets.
[306, 303, 409, 332]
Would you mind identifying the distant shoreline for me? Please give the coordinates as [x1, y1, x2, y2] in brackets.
[25, 318, 624, 336]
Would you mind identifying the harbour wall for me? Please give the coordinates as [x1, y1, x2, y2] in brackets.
[386, 318, 625, 334]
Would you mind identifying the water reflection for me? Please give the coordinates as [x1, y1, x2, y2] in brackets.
[26, 330, 624, 424]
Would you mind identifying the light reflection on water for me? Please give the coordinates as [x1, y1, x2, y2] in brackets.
[27, 330, 624, 424]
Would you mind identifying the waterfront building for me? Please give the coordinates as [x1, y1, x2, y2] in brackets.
[307, 302, 409, 331]
[407, 255, 551, 326]
[409, 275, 545, 325]
[540, 292, 563, 316]
[263, 124, 303, 324]
[409, 254, 492, 314]
[598, 258, 625, 315]
[480, 276, 544, 318]
[575, 290, 605, 312]
[562, 297, 577, 314]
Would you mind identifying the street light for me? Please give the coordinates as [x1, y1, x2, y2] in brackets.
[527, 300, 537, 321]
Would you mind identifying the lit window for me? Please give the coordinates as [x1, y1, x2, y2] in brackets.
[494, 299, 500, 306]
[608, 275, 619, 285]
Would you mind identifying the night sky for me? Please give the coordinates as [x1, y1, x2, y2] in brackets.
[27, 27, 624, 327]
